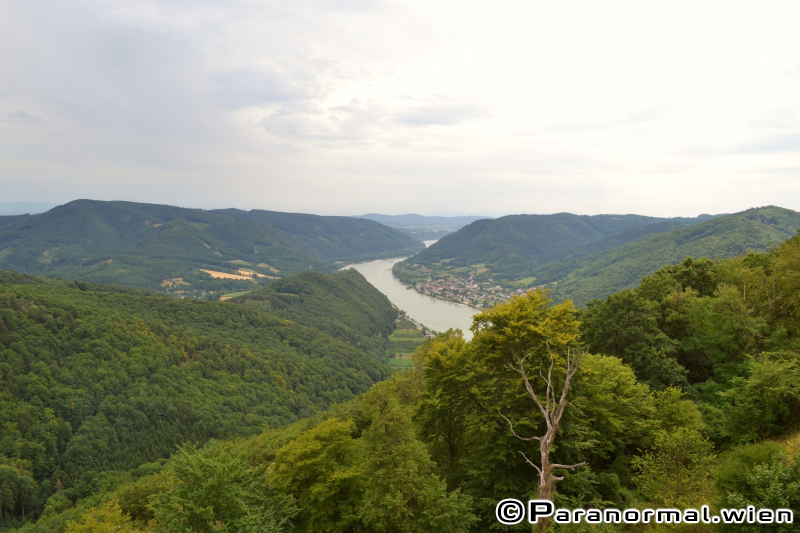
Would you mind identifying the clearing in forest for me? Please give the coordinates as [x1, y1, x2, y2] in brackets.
[199, 269, 257, 281]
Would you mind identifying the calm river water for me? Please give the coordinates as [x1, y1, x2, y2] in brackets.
[345, 241, 477, 340]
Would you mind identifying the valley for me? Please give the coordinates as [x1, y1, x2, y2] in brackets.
[3, 201, 800, 533]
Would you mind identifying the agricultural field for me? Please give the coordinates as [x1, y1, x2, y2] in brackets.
[387, 327, 426, 368]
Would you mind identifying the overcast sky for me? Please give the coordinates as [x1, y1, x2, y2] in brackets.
[1, 0, 799, 217]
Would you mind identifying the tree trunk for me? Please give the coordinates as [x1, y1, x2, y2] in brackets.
[498, 344, 588, 532]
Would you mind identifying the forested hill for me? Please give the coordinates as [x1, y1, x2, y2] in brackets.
[0, 269, 389, 524]
[232, 269, 397, 358]
[19, 233, 800, 532]
[401, 212, 716, 277]
[538, 206, 800, 304]
[395, 206, 800, 305]
[0, 200, 423, 295]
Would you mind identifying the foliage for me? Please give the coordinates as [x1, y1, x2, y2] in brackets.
[271, 419, 363, 533]
[717, 443, 800, 533]
[64, 500, 143, 533]
[721, 351, 800, 443]
[397, 206, 800, 306]
[0, 200, 423, 294]
[0, 271, 388, 524]
[632, 389, 716, 510]
[14, 229, 800, 532]
[581, 289, 685, 389]
[233, 270, 397, 359]
[149, 441, 296, 533]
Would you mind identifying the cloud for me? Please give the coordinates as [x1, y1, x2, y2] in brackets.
[394, 103, 487, 126]
[0, 111, 43, 124]
[211, 68, 305, 109]
[750, 106, 799, 130]
[1, 0, 800, 217]
[742, 134, 800, 153]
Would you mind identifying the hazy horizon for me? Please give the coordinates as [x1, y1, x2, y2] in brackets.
[0, 198, 739, 219]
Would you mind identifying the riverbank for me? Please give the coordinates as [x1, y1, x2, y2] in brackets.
[391, 268, 482, 311]
[345, 257, 477, 340]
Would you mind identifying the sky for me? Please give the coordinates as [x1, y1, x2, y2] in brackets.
[1, 0, 799, 217]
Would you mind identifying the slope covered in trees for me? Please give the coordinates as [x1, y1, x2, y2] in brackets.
[401, 212, 714, 274]
[0, 270, 390, 527]
[232, 269, 398, 359]
[395, 206, 800, 306]
[18, 231, 800, 532]
[0, 200, 423, 295]
[538, 206, 800, 304]
[9, 235, 800, 533]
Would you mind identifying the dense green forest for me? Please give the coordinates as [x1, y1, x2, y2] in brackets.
[0, 270, 392, 528]
[395, 206, 800, 305]
[231, 269, 398, 359]
[13, 231, 800, 532]
[395, 212, 718, 282]
[0, 200, 423, 296]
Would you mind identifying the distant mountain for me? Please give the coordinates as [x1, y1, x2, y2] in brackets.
[399, 212, 718, 278]
[354, 213, 489, 229]
[0, 200, 424, 295]
[539, 206, 800, 304]
[0, 201, 56, 216]
[392, 208, 800, 305]
[354, 213, 492, 242]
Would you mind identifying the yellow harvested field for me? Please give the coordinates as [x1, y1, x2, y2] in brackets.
[257, 263, 280, 273]
[199, 269, 257, 281]
[236, 269, 276, 279]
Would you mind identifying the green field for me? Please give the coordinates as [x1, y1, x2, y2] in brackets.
[221, 290, 252, 298]
[388, 356, 414, 368]
[390, 329, 425, 339]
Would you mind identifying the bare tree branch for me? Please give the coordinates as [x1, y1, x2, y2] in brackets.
[551, 462, 588, 471]
[499, 343, 588, 512]
[498, 409, 541, 442]
[519, 451, 542, 475]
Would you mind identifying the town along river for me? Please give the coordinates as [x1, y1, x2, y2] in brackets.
[345, 244, 477, 340]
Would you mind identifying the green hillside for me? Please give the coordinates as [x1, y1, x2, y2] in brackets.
[0, 200, 423, 296]
[21, 233, 800, 532]
[538, 206, 800, 304]
[394, 207, 800, 306]
[0, 269, 389, 524]
[395, 212, 716, 283]
[232, 269, 397, 359]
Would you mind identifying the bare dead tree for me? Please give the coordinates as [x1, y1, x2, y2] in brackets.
[499, 342, 587, 511]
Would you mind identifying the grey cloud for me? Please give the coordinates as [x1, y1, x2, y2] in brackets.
[548, 106, 668, 133]
[311, 0, 384, 12]
[211, 68, 305, 109]
[394, 104, 486, 126]
[0, 111, 43, 124]
[750, 106, 799, 130]
[742, 134, 800, 153]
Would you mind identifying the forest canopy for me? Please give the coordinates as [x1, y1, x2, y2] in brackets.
[5, 229, 800, 532]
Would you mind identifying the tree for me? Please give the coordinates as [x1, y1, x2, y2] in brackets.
[632, 389, 715, 510]
[272, 418, 364, 533]
[498, 344, 587, 508]
[358, 381, 477, 533]
[149, 440, 296, 533]
[581, 290, 686, 389]
[65, 500, 143, 533]
[721, 351, 800, 442]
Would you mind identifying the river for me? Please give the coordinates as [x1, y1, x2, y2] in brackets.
[345, 240, 478, 340]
